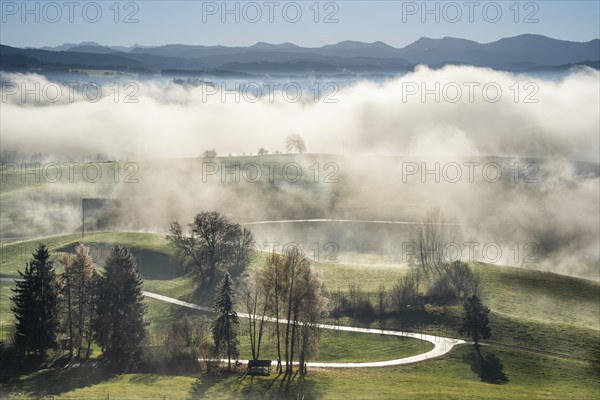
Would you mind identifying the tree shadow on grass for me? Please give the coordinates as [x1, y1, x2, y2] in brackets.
[0, 365, 116, 398]
[132, 249, 182, 280]
[145, 297, 213, 334]
[187, 282, 217, 306]
[190, 368, 325, 399]
[56, 243, 183, 281]
[463, 347, 509, 384]
[129, 373, 161, 384]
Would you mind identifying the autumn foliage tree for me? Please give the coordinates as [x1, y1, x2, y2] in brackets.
[59, 243, 98, 359]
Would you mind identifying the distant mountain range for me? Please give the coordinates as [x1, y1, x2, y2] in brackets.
[2, 34, 598, 77]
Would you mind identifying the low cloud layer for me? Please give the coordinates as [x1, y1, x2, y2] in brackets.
[1, 66, 599, 161]
[1, 66, 598, 279]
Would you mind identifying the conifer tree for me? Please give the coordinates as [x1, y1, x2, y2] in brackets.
[211, 272, 239, 369]
[94, 245, 148, 368]
[11, 244, 59, 355]
[459, 294, 491, 350]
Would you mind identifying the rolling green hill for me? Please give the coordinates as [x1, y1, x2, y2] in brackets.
[0, 232, 598, 399]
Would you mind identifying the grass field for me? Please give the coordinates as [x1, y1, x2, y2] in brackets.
[0, 155, 346, 239]
[1, 346, 597, 399]
[0, 233, 432, 364]
[187, 346, 600, 400]
[237, 328, 433, 363]
[0, 282, 12, 341]
[1, 232, 598, 399]
[2, 232, 599, 357]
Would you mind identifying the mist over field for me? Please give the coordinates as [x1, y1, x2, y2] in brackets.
[1, 67, 599, 279]
[1, 66, 598, 161]
[2, 2, 600, 395]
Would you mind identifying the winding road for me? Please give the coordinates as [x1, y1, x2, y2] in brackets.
[241, 219, 467, 227]
[0, 278, 466, 368]
[143, 291, 465, 368]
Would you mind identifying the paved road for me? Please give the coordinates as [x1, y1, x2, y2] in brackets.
[241, 219, 465, 226]
[143, 291, 466, 368]
[0, 279, 465, 367]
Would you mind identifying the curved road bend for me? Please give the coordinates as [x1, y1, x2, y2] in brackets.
[0, 279, 465, 367]
[143, 291, 465, 368]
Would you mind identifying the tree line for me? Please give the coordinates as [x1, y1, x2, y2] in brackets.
[200, 134, 307, 158]
[9, 243, 148, 369]
[165, 213, 328, 381]
[328, 207, 491, 349]
[165, 210, 488, 374]
[238, 248, 327, 381]
[167, 212, 328, 379]
[7, 210, 329, 381]
[6, 209, 489, 377]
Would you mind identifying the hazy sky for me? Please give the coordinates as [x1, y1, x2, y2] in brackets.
[1, 1, 599, 48]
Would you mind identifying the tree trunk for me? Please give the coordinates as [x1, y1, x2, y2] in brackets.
[256, 299, 268, 360]
[226, 312, 231, 369]
[250, 291, 257, 360]
[77, 266, 84, 359]
[274, 276, 282, 373]
[275, 302, 282, 372]
[85, 295, 94, 358]
[66, 275, 74, 359]
[284, 273, 294, 377]
[288, 308, 299, 382]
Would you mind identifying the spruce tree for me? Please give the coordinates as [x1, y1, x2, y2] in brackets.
[94, 245, 147, 368]
[212, 272, 239, 369]
[11, 244, 59, 355]
[459, 294, 491, 349]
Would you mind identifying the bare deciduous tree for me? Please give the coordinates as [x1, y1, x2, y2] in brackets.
[279, 247, 327, 381]
[243, 248, 327, 379]
[284, 134, 306, 154]
[444, 260, 480, 298]
[262, 252, 285, 372]
[390, 273, 419, 312]
[167, 212, 254, 285]
[295, 266, 327, 380]
[239, 268, 269, 361]
[411, 208, 448, 290]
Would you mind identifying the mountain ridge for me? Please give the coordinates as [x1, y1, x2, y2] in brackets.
[2, 35, 598, 75]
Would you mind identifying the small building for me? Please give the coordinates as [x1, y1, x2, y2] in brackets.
[247, 360, 272, 376]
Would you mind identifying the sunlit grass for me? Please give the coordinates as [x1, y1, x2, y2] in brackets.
[4, 346, 596, 399]
[1, 232, 599, 399]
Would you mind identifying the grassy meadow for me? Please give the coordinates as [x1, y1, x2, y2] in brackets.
[0, 222, 598, 399]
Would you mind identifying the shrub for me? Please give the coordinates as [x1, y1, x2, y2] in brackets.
[390, 275, 419, 312]
[427, 274, 457, 305]
[140, 317, 213, 374]
[329, 285, 376, 318]
[444, 261, 480, 298]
